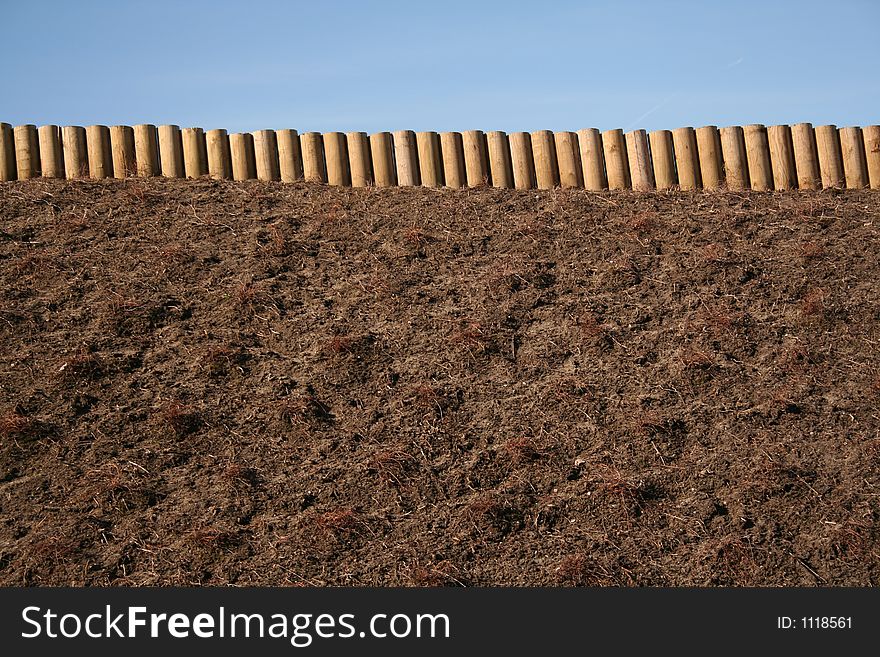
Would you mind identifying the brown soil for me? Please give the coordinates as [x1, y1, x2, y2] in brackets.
[1, 178, 878, 586]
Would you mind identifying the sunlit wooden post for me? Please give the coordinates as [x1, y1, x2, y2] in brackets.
[626, 129, 654, 191]
[347, 131, 373, 187]
[416, 131, 443, 187]
[815, 125, 845, 189]
[696, 126, 723, 190]
[767, 124, 797, 190]
[206, 128, 232, 180]
[14, 124, 40, 179]
[440, 132, 465, 189]
[578, 128, 607, 190]
[649, 129, 676, 190]
[791, 123, 820, 190]
[672, 127, 700, 190]
[38, 125, 64, 178]
[62, 126, 88, 179]
[324, 131, 352, 186]
[277, 129, 303, 182]
[603, 128, 630, 190]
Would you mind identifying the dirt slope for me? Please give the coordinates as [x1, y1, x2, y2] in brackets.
[1, 178, 878, 586]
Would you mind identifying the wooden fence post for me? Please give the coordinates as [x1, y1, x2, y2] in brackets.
[230, 133, 256, 180]
[253, 129, 280, 181]
[767, 125, 797, 190]
[509, 132, 535, 190]
[206, 129, 232, 180]
[277, 129, 303, 182]
[181, 127, 208, 178]
[719, 126, 748, 190]
[578, 128, 607, 191]
[555, 131, 583, 188]
[393, 130, 419, 187]
[38, 125, 64, 178]
[603, 128, 630, 190]
[486, 131, 513, 189]
[62, 126, 88, 179]
[110, 125, 136, 178]
[14, 124, 40, 179]
[324, 132, 351, 186]
[743, 124, 772, 191]
[369, 132, 396, 187]
[440, 132, 465, 189]
[85, 125, 112, 179]
[649, 129, 676, 190]
[672, 127, 700, 190]
[158, 124, 184, 178]
[134, 124, 159, 177]
[863, 125, 880, 190]
[790, 123, 820, 190]
[626, 129, 654, 191]
[0, 123, 15, 181]
[531, 130, 559, 189]
[839, 126, 868, 189]
[301, 132, 326, 183]
[347, 132, 373, 187]
[815, 125, 845, 189]
[462, 130, 489, 187]
[416, 131, 443, 187]
[696, 126, 723, 190]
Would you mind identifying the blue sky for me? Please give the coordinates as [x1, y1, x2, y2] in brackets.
[3, 0, 878, 133]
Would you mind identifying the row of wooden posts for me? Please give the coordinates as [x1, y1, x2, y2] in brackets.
[1, 121, 879, 191]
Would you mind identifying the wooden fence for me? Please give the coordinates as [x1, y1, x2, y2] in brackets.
[1, 121, 879, 191]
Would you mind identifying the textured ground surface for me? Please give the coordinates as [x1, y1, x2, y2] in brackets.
[1, 178, 878, 586]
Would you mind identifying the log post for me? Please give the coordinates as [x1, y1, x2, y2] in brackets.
[86, 125, 113, 179]
[531, 130, 559, 189]
[347, 132, 373, 187]
[181, 127, 208, 178]
[695, 126, 723, 190]
[649, 129, 676, 190]
[206, 129, 232, 180]
[0, 122, 15, 181]
[791, 123, 820, 190]
[252, 129, 280, 181]
[719, 126, 748, 190]
[509, 132, 535, 190]
[815, 125, 845, 189]
[393, 130, 420, 186]
[603, 128, 630, 190]
[277, 129, 303, 182]
[158, 124, 184, 178]
[462, 130, 489, 187]
[863, 125, 880, 190]
[672, 127, 700, 190]
[555, 131, 583, 188]
[743, 124, 772, 191]
[369, 132, 396, 187]
[440, 132, 465, 189]
[767, 125, 797, 190]
[110, 125, 136, 178]
[626, 129, 654, 191]
[578, 128, 607, 190]
[134, 124, 159, 177]
[62, 126, 88, 179]
[839, 126, 868, 189]
[230, 133, 257, 180]
[14, 124, 40, 179]
[486, 131, 513, 189]
[324, 131, 351, 186]
[300, 132, 326, 183]
[416, 131, 443, 188]
[38, 125, 64, 178]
